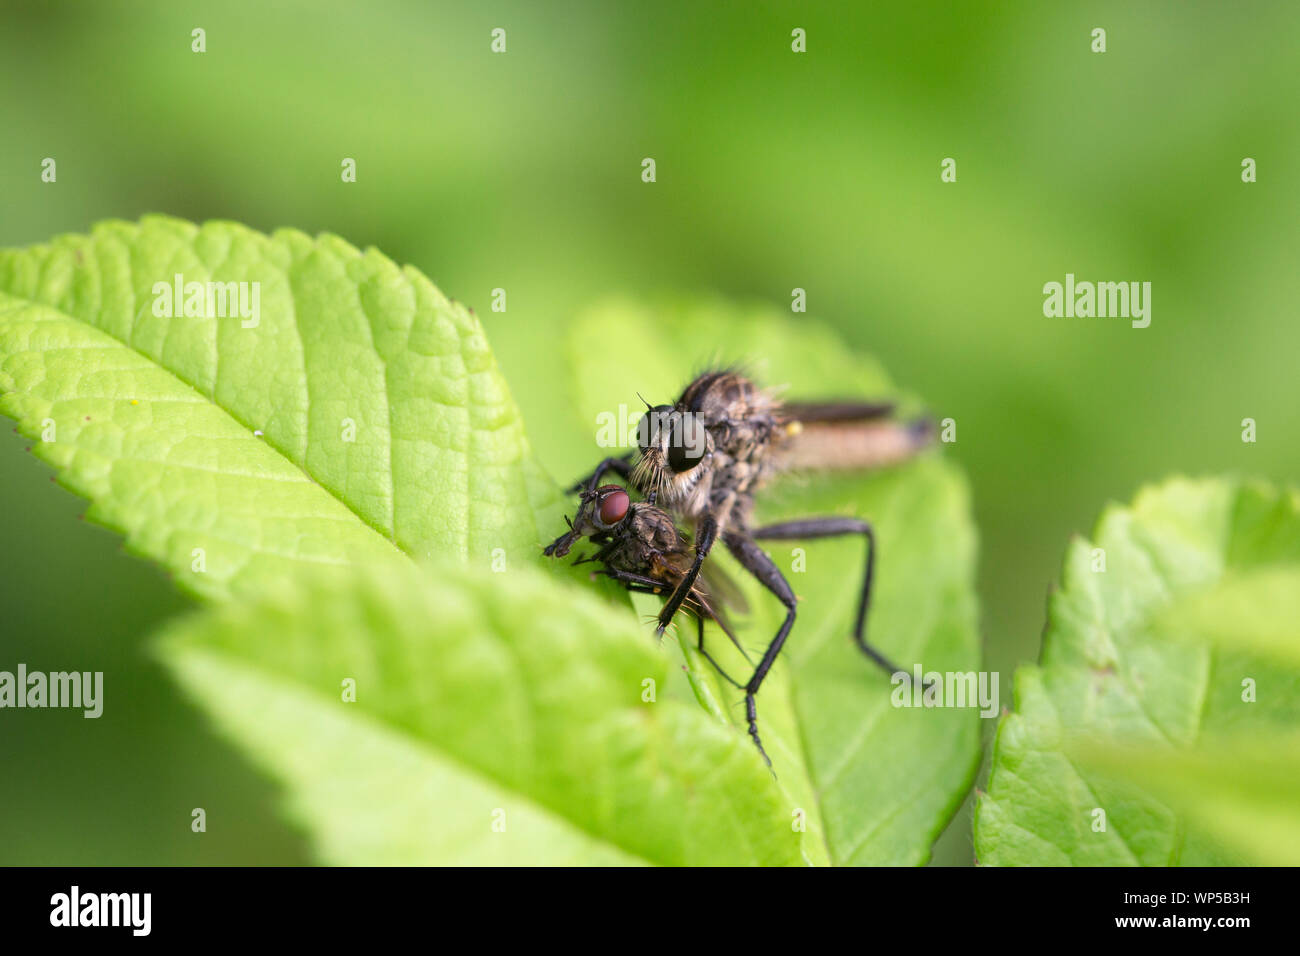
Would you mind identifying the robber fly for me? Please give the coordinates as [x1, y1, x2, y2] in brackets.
[560, 369, 932, 764]
[544, 483, 751, 684]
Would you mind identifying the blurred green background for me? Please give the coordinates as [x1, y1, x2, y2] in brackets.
[2, 0, 1296, 865]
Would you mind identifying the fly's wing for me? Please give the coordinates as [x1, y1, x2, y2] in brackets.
[687, 587, 753, 665]
[699, 561, 749, 616]
[675, 559, 751, 662]
[778, 400, 897, 424]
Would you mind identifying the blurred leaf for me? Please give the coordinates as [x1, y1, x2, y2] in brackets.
[564, 298, 983, 865]
[156, 558, 802, 865]
[1071, 735, 1300, 867]
[0, 216, 562, 599]
[975, 478, 1300, 865]
[1153, 568, 1300, 667]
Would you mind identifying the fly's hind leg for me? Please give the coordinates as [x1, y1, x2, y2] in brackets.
[749, 517, 924, 686]
[722, 532, 799, 768]
[693, 614, 745, 690]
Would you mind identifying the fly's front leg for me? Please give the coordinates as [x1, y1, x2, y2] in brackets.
[654, 513, 717, 637]
[566, 454, 633, 495]
[542, 516, 579, 557]
[749, 516, 925, 687]
[591, 567, 669, 596]
[722, 531, 798, 768]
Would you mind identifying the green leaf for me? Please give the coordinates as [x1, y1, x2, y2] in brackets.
[156, 558, 802, 866]
[975, 477, 1300, 865]
[1153, 568, 1300, 667]
[1071, 735, 1300, 867]
[2, 222, 978, 864]
[564, 298, 983, 865]
[0, 216, 562, 599]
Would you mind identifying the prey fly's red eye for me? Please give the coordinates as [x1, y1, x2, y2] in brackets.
[598, 488, 630, 526]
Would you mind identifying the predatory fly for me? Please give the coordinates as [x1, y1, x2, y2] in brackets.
[549, 369, 933, 765]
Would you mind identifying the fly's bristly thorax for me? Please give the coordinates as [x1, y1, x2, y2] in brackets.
[624, 503, 691, 566]
[626, 370, 928, 532]
[678, 370, 780, 427]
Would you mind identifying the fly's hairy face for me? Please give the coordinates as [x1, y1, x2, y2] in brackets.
[632, 403, 713, 508]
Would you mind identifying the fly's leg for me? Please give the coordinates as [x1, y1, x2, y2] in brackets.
[542, 518, 578, 558]
[572, 535, 617, 566]
[654, 513, 718, 636]
[694, 614, 745, 690]
[591, 568, 744, 688]
[722, 531, 798, 768]
[566, 454, 633, 495]
[590, 567, 670, 599]
[749, 517, 926, 687]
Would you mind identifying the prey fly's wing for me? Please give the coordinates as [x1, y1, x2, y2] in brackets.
[699, 561, 749, 616]
[687, 586, 753, 665]
[695, 561, 754, 663]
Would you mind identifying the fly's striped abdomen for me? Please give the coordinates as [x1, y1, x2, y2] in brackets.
[775, 417, 934, 472]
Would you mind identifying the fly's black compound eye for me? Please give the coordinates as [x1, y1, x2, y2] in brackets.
[666, 414, 706, 473]
[638, 405, 674, 452]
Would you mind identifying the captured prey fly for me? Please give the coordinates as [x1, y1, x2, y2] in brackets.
[552, 368, 934, 765]
[544, 483, 752, 685]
